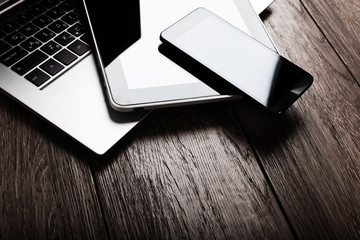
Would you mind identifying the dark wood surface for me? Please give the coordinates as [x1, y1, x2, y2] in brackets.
[1, 0, 359, 239]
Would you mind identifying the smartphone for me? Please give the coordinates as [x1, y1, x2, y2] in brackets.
[82, 0, 279, 112]
[160, 8, 313, 114]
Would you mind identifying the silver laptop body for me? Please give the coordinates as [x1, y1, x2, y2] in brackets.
[0, 0, 147, 154]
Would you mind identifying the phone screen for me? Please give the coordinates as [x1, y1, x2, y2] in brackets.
[161, 8, 313, 113]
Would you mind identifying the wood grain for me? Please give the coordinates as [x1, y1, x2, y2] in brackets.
[0, 94, 108, 239]
[91, 103, 295, 240]
[235, 0, 360, 239]
[301, 0, 360, 84]
[0, 0, 359, 239]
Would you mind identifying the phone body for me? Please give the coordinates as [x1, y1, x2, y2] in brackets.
[160, 8, 313, 114]
[81, 0, 278, 112]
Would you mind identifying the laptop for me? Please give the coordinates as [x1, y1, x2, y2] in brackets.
[0, 0, 274, 154]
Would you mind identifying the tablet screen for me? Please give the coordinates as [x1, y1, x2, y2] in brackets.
[84, 0, 276, 109]
[123, 0, 256, 90]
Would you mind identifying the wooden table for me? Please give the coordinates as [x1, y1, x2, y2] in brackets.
[1, 0, 359, 239]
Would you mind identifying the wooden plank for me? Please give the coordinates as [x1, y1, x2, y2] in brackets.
[0, 94, 108, 239]
[91, 103, 295, 239]
[301, 0, 360, 83]
[234, 0, 360, 239]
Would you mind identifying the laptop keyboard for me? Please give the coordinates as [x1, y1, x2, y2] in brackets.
[0, 0, 91, 88]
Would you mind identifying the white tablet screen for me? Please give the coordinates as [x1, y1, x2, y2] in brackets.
[119, 0, 252, 89]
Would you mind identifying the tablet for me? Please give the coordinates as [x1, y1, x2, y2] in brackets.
[83, 0, 277, 111]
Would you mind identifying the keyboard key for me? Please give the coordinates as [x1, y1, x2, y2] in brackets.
[40, 40, 61, 55]
[0, 46, 28, 66]
[41, 0, 61, 8]
[0, 21, 20, 33]
[11, 50, 47, 75]
[54, 32, 75, 46]
[58, 1, 75, 11]
[0, 40, 11, 55]
[40, 58, 64, 75]
[14, 13, 34, 25]
[67, 23, 85, 37]
[68, 40, 89, 56]
[48, 20, 68, 33]
[4, 32, 26, 45]
[20, 37, 42, 51]
[61, 12, 79, 25]
[72, 6, 85, 17]
[46, 7, 66, 19]
[80, 33, 92, 44]
[35, 28, 55, 42]
[54, 48, 77, 65]
[25, 68, 50, 86]
[33, 15, 53, 28]
[19, 23, 40, 36]
[28, 4, 47, 17]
